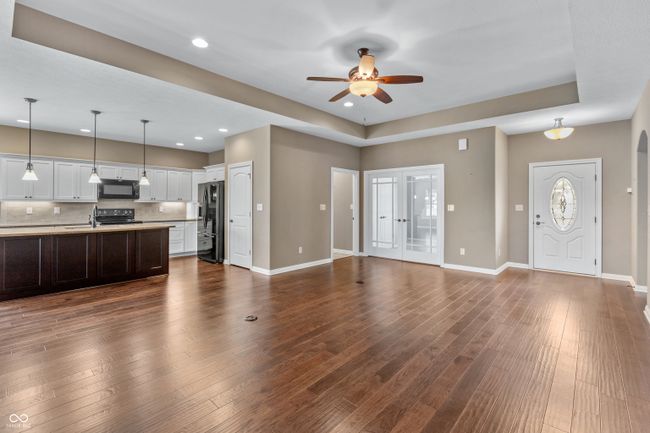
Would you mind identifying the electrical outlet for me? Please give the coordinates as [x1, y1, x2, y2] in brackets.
[298, 246, 303, 254]
[159, 206, 165, 213]
[460, 248, 465, 256]
[257, 203, 263, 211]
[515, 204, 524, 212]
[53, 207, 61, 215]
[447, 204, 455, 212]
[349, 203, 354, 210]
[26, 207, 33, 215]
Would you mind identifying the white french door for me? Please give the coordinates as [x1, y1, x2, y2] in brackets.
[530, 159, 601, 276]
[365, 165, 444, 265]
[228, 162, 252, 269]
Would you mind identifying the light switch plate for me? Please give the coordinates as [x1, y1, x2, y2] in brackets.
[447, 204, 455, 212]
[320, 204, 327, 211]
[257, 203, 263, 211]
[298, 246, 303, 254]
[53, 207, 61, 215]
[627, 187, 633, 193]
[460, 248, 466, 256]
[515, 204, 524, 212]
[349, 203, 354, 210]
[458, 138, 468, 151]
[26, 207, 33, 215]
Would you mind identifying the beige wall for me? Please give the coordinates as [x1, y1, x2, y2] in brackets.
[495, 128, 509, 268]
[208, 150, 224, 165]
[508, 120, 631, 274]
[361, 127, 498, 269]
[333, 171, 354, 251]
[631, 80, 650, 312]
[270, 126, 360, 269]
[0, 125, 209, 169]
[224, 126, 271, 269]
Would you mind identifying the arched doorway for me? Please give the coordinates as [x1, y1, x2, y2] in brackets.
[638, 130, 648, 287]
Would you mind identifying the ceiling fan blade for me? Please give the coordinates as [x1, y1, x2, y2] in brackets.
[307, 76, 349, 82]
[373, 88, 393, 104]
[329, 88, 351, 102]
[377, 75, 424, 84]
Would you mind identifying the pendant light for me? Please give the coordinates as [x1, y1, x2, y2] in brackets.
[139, 119, 150, 186]
[544, 117, 574, 140]
[22, 98, 38, 181]
[88, 110, 102, 184]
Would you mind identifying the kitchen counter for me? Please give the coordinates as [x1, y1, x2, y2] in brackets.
[0, 222, 173, 238]
[0, 224, 171, 301]
[0, 219, 199, 229]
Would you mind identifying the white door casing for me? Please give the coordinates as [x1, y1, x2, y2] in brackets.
[228, 162, 252, 269]
[330, 167, 360, 257]
[364, 164, 445, 265]
[529, 159, 602, 276]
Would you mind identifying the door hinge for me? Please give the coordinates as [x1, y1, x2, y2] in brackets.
[595, 258, 597, 265]
[595, 174, 597, 181]
[595, 216, 597, 223]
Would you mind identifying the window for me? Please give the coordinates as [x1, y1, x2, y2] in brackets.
[550, 177, 577, 231]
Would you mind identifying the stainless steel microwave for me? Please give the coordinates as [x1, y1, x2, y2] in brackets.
[98, 179, 140, 199]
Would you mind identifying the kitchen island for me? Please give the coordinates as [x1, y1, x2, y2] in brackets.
[0, 223, 171, 301]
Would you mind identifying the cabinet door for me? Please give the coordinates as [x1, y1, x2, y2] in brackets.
[119, 166, 139, 181]
[98, 165, 118, 180]
[29, 160, 54, 200]
[184, 221, 197, 252]
[192, 171, 206, 202]
[179, 172, 192, 201]
[135, 229, 168, 276]
[77, 164, 98, 201]
[97, 231, 135, 281]
[54, 161, 77, 200]
[0, 235, 51, 301]
[167, 171, 180, 201]
[2, 158, 29, 200]
[152, 170, 168, 201]
[52, 233, 96, 289]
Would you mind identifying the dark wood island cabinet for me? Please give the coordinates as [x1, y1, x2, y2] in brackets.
[0, 224, 170, 301]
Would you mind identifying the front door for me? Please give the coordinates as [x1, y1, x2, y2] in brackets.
[532, 161, 599, 275]
[228, 164, 252, 269]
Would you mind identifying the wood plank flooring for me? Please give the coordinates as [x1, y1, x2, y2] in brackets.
[0, 256, 649, 433]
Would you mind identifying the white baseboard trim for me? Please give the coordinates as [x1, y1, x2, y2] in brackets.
[223, 259, 229, 265]
[635, 285, 648, 293]
[332, 248, 353, 255]
[506, 262, 530, 269]
[645, 306, 650, 325]
[251, 258, 333, 276]
[441, 263, 501, 276]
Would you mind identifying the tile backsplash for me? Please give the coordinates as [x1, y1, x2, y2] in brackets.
[0, 200, 188, 226]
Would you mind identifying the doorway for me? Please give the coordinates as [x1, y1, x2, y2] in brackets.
[637, 131, 648, 287]
[364, 165, 445, 265]
[331, 168, 359, 260]
[228, 161, 252, 269]
[529, 159, 602, 276]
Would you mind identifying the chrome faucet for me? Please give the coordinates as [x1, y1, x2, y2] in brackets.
[89, 205, 98, 228]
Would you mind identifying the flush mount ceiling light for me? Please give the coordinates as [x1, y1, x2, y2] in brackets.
[218, 128, 228, 133]
[343, 101, 354, 107]
[194, 136, 203, 141]
[17, 119, 29, 124]
[176, 142, 185, 146]
[544, 117, 574, 140]
[192, 38, 208, 48]
[80, 128, 91, 133]
[88, 110, 102, 184]
[139, 119, 150, 186]
[22, 98, 38, 181]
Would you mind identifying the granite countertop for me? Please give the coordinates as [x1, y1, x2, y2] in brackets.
[0, 223, 174, 238]
[0, 218, 200, 229]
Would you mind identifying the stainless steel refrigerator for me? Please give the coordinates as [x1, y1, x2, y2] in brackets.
[197, 181, 225, 263]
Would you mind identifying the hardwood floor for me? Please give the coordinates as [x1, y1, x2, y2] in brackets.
[0, 256, 649, 433]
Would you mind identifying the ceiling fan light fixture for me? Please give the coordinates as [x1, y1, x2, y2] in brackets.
[349, 80, 378, 97]
[544, 117, 574, 140]
[358, 54, 375, 78]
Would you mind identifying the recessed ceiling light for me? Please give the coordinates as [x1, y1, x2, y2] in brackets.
[194, 136, 204, 141]
[192, 38, 208, 48]
[218, 128, 228, 133]
[343, 101, 354, 107]
[80, 128, 91, 133]
[176, 142, 185, 146]
[17, 119, 29, 124]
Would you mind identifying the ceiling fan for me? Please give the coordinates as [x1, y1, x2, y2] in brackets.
[306, 48, 423, 104]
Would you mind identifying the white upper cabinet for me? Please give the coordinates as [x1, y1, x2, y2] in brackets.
[54, 161, 97, 202]
[1, 158, 54, 201]
[167, 170, 192, 202]
[205, 165, 224, 182]
[191, 171, 206, 202]
[138, 169, 168, 202]
[98, 165, 139, 181]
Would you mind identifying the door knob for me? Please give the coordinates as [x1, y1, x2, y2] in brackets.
[230, 219, 234, 223]
[536, 221, 544, 226]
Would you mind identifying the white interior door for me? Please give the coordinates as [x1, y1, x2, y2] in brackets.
[366, 165, 444, 265]
[228, 163, 252, 269]
[532, 161, 599, 275]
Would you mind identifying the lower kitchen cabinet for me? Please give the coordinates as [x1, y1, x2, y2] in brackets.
[0, 227, 169, 301]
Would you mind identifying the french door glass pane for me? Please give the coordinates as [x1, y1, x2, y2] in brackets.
[406, 175, 434, 253]
[371, 176, 398, 249]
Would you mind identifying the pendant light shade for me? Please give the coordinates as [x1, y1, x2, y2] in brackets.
[544, 117, 574, 140]
[139, 119, 150, 186]
[88, 110, 102, 184]
[22, 98, 38, 181]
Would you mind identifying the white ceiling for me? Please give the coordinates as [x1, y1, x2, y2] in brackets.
[4, 0, 650, 150]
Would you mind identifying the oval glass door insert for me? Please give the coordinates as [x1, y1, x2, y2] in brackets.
[550, 177, 577, 231]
